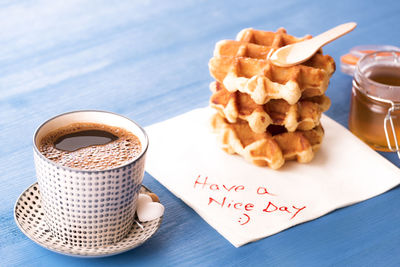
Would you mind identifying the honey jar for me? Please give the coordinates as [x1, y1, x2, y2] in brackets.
[348, 51, 400, 158]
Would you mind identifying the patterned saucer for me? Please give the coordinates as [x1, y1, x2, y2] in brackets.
[14, 182, 163, 257]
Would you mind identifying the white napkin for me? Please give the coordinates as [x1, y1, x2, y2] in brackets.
[145, 107, 400, 247]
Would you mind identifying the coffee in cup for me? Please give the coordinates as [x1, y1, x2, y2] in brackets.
[38, 122, 142, 170]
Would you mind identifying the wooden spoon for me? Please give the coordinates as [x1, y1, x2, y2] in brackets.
[269, 22, 357, 67]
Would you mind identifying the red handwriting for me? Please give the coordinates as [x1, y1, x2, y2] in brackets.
[208, 196, 255, 211]
[256, 186, 276, 196]
[194, 175, 245, 192]
[238, 213, 250, 225]
[262, 202, 306, 220]
[194, 175, 306, 225]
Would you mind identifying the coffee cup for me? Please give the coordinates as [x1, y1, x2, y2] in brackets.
[33, 110, 148, 248]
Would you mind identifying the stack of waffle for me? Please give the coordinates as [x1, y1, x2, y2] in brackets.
[208, 28, 336, 169]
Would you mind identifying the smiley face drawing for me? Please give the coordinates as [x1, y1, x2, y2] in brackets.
[238, 213, 250, 225]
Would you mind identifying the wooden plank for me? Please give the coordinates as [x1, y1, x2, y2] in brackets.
[1, 0, 400, 266]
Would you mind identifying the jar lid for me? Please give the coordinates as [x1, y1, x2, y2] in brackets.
[340, 45, 400, 76]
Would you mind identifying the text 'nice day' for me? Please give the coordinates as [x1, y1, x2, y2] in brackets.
[193, 175, 306, 223]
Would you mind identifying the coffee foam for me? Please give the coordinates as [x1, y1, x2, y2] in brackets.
[39, 122, 141, 170]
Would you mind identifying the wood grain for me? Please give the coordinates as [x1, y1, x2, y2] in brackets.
[1, 0, 400, 266]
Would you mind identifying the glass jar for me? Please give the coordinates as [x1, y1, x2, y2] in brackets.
[348, 51, 400, 158]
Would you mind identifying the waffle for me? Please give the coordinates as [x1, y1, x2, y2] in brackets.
[210, 81, 330, 133]
[208, 28, 335, 105]
[210, 113, 324, 169]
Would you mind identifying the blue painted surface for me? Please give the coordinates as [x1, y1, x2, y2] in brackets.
[1, 0, 400, 266]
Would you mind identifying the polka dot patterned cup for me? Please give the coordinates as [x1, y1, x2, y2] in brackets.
[33, 111, 148, 248]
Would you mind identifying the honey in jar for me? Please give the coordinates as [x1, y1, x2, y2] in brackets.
[348, 51, 400, 153]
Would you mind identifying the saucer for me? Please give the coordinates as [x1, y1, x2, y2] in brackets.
[14, 182, 163, 257]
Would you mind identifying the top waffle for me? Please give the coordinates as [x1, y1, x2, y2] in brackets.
[209, 28, 335, 105]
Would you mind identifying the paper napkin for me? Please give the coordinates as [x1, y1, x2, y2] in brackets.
[145, 107, 400, 247]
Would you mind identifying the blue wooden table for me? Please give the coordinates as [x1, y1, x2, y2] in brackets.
[1, 0, 400, 266]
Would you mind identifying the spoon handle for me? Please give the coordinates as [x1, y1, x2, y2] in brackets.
[313, 22, 357, 47]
